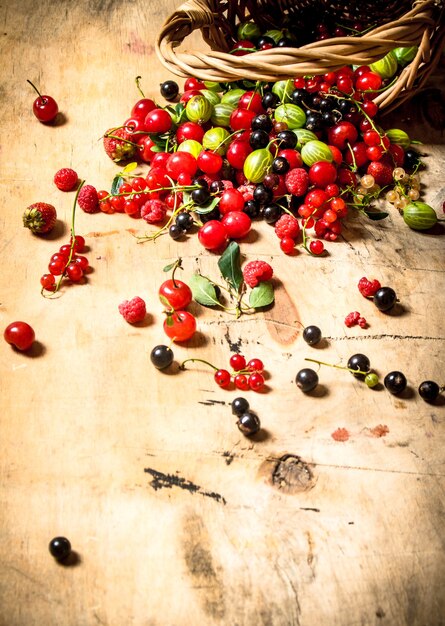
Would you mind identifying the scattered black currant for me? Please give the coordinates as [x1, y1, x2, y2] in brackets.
[263, 204, 282, 224]
[302, 325, 322, 346]
[175, 212, 194, 231]
[296, 368, 319, 392]
[231, 396, 250, 416]
[160, 80, 179, 101]
[384, 371, 407, 395]
[276, 130, 297, 149]
[256, 35, 275, 48]
[262, 91, 279, 110]
[49, 537, 71, 561]
[272, 156, 290, 175]
[291, 88, 311, 108]
[373, 287, 397, 312]
[418, 380, 442, 403]
[191, 187, 210, 206]
[244, 200, 261, 218]
[253, 184, 273, 205]
[169, 224, 184, 240]
[210, 180, 225, 194]
[251, 114, 273, 133]
[150, 345, 174, 370]
[347, 353, 371, 377]
[237, 410, 261, 436]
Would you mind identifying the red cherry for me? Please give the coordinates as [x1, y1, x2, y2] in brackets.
[27, 80, 58, 123]
[163, 310, 197, 342]
[226, 140, 252, 169]
[197, 220, 229, 251]
[327, 122, 358, 150]
[221, 211, 251, 239]
[308, 161, 337, 188]
[229, 108, 256, 131]
[238, 91, 265, 114]
[219, 188, 245, 214]
[176, 121, 205, 144]
[145, 108, 172, 134]
[198, 151, 223, 174]
[4, 321, 35, 351]
[166, 152, 198, 180]
[159, 279, 192, 310]
[184, 77, 205, 91]
[131, 98, 156, 119]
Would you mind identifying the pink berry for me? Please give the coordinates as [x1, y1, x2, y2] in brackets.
[118, 296, 147, 324]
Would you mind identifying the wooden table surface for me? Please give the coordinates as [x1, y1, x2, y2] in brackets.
[1, 2, 445, 625]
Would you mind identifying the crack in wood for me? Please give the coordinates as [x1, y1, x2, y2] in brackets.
[144, 468, 226, 504]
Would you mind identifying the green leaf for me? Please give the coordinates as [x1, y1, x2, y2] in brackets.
[159, 295, 170, 308]
[163, 261, 177, 272]
[218, 241, 243, 292]
[111, 175, 124, 196]
[248, 281, 274, 308]
[121, 162, 138, 175]
[194, 196, 221, 215]
[364, 211, 389, 221]
[189, 274, 220, 307]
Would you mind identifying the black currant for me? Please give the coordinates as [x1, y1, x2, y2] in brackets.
[263, 173, 279, 189]
[244, 200, 261, 218]
[256, 36, 275, 48]
[231, 396, 250, 416]
[175, 212, 194, 231]
[251, 114, 273, 132]
[338, 99, 352, 113]
[373, 287, 397, 312]
[418, 380, 441, 403]
[210, 180, 224, 194]
[296, 368, 319, 392]
[404, 149, 422, 171]
[272, 156, 290, 174]
[262, 91, 279, 110]
[303, 325, 322, 345]
[319, 97, 335, 111]
[200, 207, 222, 223]
[347, 353, 371, 377]
[276, 130, 297, 149]
[49, 537, 71, 561]
[322, 111, 339, 127]
[169, 224, 184, 240]
[277, 37, 294, 47]
[305, 112, 323, 132]
[263, 204, 282, 224]
[193, 177, 209, 189]
[384, 371, 407, 395]
[291, 88, 311, 108]
[160, 80, 179, 101]
[237, 410, 261, 436]
[150, 345, 174, 370]
[249, 129, 270, 149]
[311, 94, 322, 109]
[253, 184, 273, 205]
[191, 187, 210, 206]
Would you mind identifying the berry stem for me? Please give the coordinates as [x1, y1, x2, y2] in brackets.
[135, 76, 145, 98]
[27, 79, 45, 101]
[179, 358, 219, 372]
[304, 357, 369, 377]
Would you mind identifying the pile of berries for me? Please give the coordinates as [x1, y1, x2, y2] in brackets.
[40, 235, 89, 294]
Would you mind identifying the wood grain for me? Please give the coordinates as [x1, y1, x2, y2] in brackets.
[1, 2, 445, 625]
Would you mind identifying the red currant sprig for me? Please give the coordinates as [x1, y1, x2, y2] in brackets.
[179, 355, 266, 391]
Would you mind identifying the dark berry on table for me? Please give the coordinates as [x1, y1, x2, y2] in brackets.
[404, 149, 422, 171]
[244, 200, 261, 219]
[175, 212, 194, 231]
[276, 130, 297, 149]
[263, 204, 282, 224]
[384, 371, 407, 395]
[210, 180, 225, 194]
[253, 184, 273, 205]
[237, 410, 261, 436]
[191, 187, 211, 206]
[200, 207, 222, 223]
[169, 224, 184, 240]
[296, 368, 319, 392]
[150, 345, 174, 370]
[272, 156, 290, 175]
[49, 537, 71, 560]
[373, 287, 397, 312]
[303, 325, 322, 345]
[160, 80, 179, 101]
[251, 114, 273, 132]
[249, 129, 270, 150]
[262, 91, 279, 110]
[347, 353, 371, 377]
[418, 380, 441, 403]
[231, 397, 250, 416]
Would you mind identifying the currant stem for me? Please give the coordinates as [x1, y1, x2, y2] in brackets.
[135, 76, 145, 98]
[304, 357, 369, 377]
[179, 358, 219, 372]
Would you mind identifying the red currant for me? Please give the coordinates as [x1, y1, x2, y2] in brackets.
[280, 237, 295, 254]
[308, 161, 337, 188]
[40, 273, 56, 290]
[229, 354, 246, 371]
[247, 358, 264, 372]
[309, 240, 325, 255]
[66, 263, 83, 282]
[248, 372, 265, 391]
[214, 369, 231, 388]
[234, 374, 249, 391]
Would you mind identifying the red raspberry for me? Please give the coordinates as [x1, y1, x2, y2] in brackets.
[344, 311, 360, 327]
[285, 168, 309, 196]
[237, 184, 256, 202]
[54, 168, 79, 191]
[140, 199, 167, 224]
[78, 185, 99, 214]
[275, 214, 300, 240]
[103, 127, 137, 162]
[358, 316, 367, 328]
[358, 277, 381, 297]
[242, 260, 273, 288]
[23, 202, 57, 234]
[221, 180, 234, 190]
[366, 159, 393, 186]
[118, 296, 147, 323]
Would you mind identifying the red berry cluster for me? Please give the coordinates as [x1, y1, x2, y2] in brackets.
[40, 235, 89, 293]
[344, 311, 367, 328]
[358, 276, 382, 298]
[215, 354, 266, 391]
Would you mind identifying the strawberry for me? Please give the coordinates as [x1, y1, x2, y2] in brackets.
[366, 159, 394, 187]
[103, 127, 137, 162]
[23, 202, 57, 234]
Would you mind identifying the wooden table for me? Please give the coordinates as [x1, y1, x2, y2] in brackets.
[1, 2, 444, 625]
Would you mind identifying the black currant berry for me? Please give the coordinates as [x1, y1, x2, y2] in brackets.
[263, 204, 282, 224]
[347, 353, 370, 377]
[291, 88, 311, 108]
[250, 129, 270, 149]
[169, 224, 184, 240]
[338, 99, 352, 114]
[256, 36, 275, 48]
[160, 80, 179, 101]
[303, 325, 322, 345]
[319, 97, 335, 111]
[253, 184, 273, 205]
[263, 173, 279, 189]
[272, 156, 290, 175]
[373, 287, 397, 312]
[296, 368, 319, 392]
[244, 200, 261, 218]
[305, 112, 323, 132]
[251, 114, 273, 132]
[210, 180, 224, 194]
[175, 212, 194, 231]
[276, 130, 297, 150]
[200, 208, 222, 223]
[150, 345, 174, 370]
[193, 177, 209, 189]
[418, 380, 441, 403]
[231, 397, 250, 416]
[49, 537, 71, 561]
[384, 371, 407, 395]
[276, 37, 293, 47]
[404, 149, 422, 171]
[262, 91, 279, 110]
[237, 410, 261, 436]
[191, 187, 210, 206]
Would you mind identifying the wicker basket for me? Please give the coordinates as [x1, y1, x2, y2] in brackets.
[156, 0, 445, 112]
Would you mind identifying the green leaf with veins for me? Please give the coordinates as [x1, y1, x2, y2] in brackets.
[111, 175, 124, 196]
[163, 261, 177, 272]
[189, 274, 220, 306]
[194, 196, 221, 215]
[218, 241, 243, 292]
[248, 281, 274, 308]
